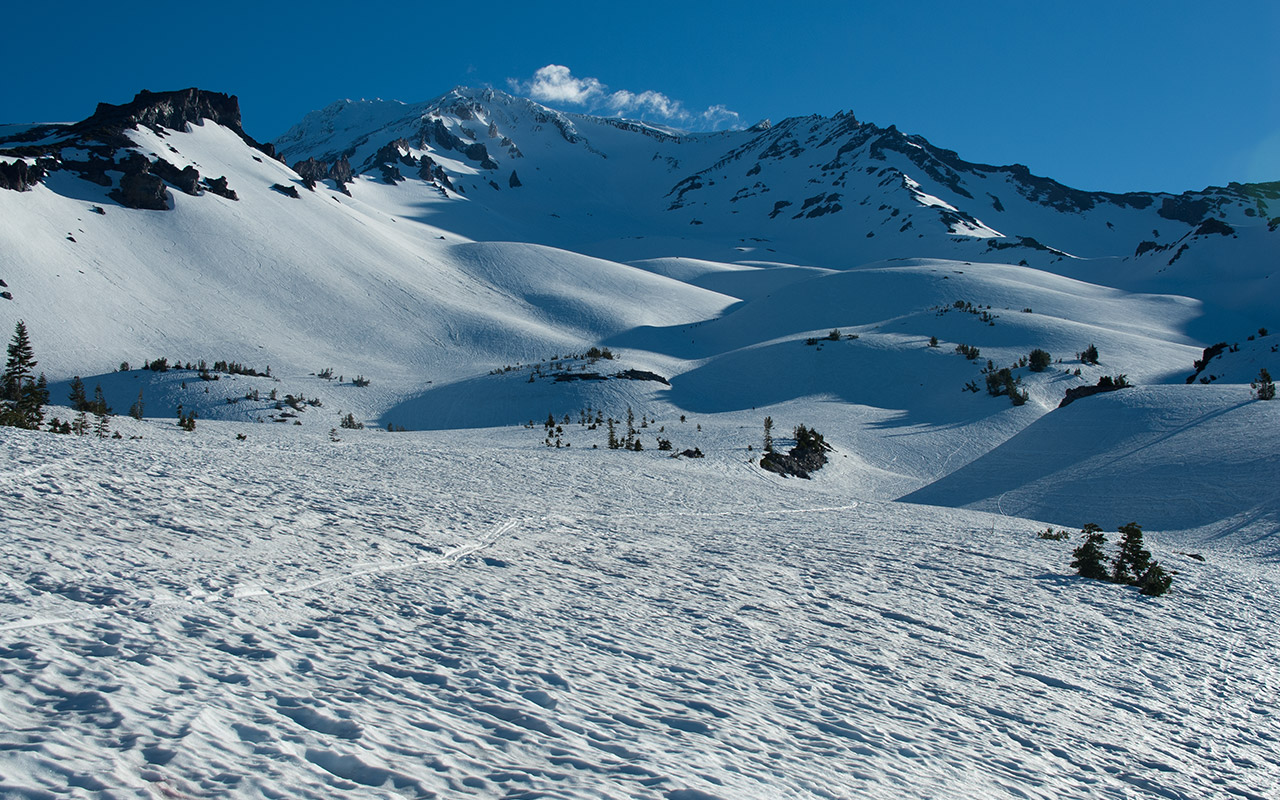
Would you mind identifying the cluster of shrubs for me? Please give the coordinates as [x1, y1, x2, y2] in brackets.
[1070, 522, 1172, 596]
[140, 357, 269, 377]
[316, 368, 370, 386]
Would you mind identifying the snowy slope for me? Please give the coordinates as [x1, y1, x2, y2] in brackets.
[2, 421, 1277, 799]
[902, 385, 1280, 544]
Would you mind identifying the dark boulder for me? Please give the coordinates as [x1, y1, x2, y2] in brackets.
[462, 142, 497, 169]
[271, 183, 300, 198]
[509, 170, 522, 188]
[113, 168, 168, 210]
[201, 175, 238, 200]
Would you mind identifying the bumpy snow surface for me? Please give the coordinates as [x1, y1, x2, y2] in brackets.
[2, 420, 1277, 799]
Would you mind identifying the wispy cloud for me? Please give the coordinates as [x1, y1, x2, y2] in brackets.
[508, 65, 741, 131]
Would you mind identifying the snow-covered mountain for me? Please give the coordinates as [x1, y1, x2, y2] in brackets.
[1, 86, 1278, 799]
[273, 87, 1279, 323]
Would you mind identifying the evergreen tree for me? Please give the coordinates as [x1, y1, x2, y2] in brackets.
[1081, 344, 1100, 365]
[1253, 368, 1276, 401]
[129, 390, 145, 420]
[90, 385, 110, 416]
[1070, 523, 1110, 580]
[607, 417, 619, 449]
[1029, 349, 1052, 372]
[1113, 522, 1152, 584]
[94, 408, 111, 439]
[1, 320, 44, 429]
[68, 376, 88, 411]
[1137, 564, 1173, 596]
[763, 415, 774, 453]
[2, 320, 37, 399]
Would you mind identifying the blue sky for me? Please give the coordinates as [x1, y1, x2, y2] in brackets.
[3, 0, 1276, 193]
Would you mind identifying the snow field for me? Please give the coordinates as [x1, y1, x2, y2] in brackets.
[1, 420, 1277, 798]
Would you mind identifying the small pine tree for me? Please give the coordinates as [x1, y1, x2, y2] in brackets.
[68, 376, 88, 411]
[1113, 522, 1152, 584]
[94, 409, 111, 439]
[1137, 564, 1173, 596]
[1029, 349, 1052, 372]
[763, 415, 774, 452]
[607, 417, 619, 449]
[1252, 368, 1275, 401]
[1, 320, 44, 429]
[1071, 524, 1110, 580]
[90, 385, 110, 416]
[1081, 344, 1100, 365]
[928, 335, 938, 347]
[129, 390, 145, 420]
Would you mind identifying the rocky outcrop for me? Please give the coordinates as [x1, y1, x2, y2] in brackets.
[508, 170, 521, 188]
[70, 88, 277, 159]
[417, 155, 454, 191]
[0, 160, 44, 192]
[292, 156, 353, 193]
[760, 426, 831, 479]
[151, 159, 201, 195]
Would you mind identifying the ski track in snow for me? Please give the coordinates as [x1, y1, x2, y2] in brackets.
[1, 424, 1278, 800]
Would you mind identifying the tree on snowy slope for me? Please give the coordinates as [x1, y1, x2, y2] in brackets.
[1070, 524, 1109, 581]
[1253, 368, 1275, 401]
[1, 320, 47, 430]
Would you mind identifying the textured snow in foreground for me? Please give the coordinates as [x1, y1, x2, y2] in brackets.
[2, 421, 1277, 799]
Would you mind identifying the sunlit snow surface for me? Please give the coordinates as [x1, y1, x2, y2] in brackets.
[2, 420, 1277, 799]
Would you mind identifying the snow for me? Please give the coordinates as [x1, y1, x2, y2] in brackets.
[1, 419, 1277, 799]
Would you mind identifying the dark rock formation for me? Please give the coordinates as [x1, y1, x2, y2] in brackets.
[1059, 377, 1130, 408]
[113, 167, 168, 210]
[292, 156, 352, 193]
[271, 183, 300, 198]
[151, 159, 201, 195]
[201, 176, 238, 200]
[760, 426, 831, 479]
[0, 159, 44, 192]
[463, 142, 498, 170]
[417, 155, 454, 191]
[614, 369, 670, 385]
[328, 156, 352, 189]
[70, 88, 276, 159]
[509, 170, 521, 188]
[1194, 218, 1235, 236]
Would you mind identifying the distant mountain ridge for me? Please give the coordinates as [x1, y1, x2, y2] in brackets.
[3, 85, 1277, 271]
[267, 85, 1279, 268]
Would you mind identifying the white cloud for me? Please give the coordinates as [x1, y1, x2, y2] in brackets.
[508, 65, 741, 131]
[516, 64, 607, 106]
